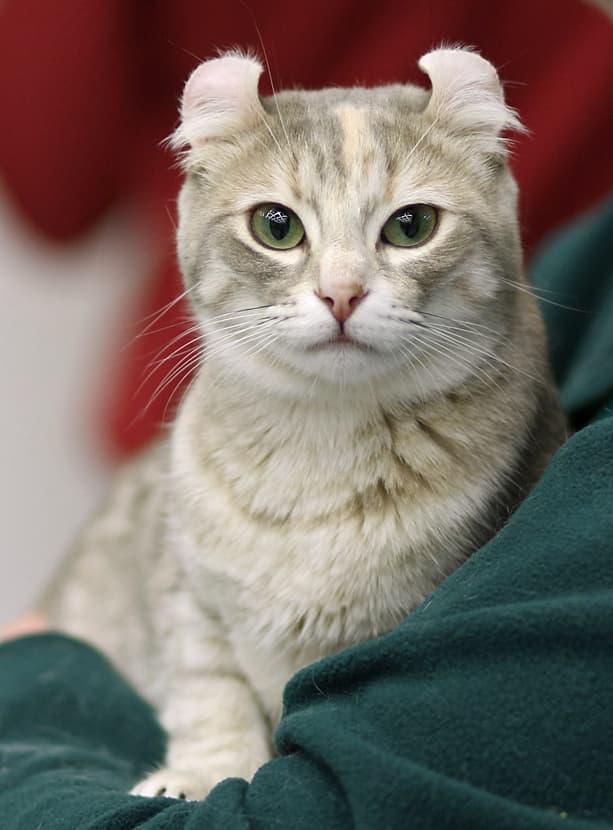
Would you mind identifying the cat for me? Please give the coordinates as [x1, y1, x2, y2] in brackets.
[41, 46, 567, 800]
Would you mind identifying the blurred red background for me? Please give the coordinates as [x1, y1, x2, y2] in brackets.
[1, 0, 611, 457]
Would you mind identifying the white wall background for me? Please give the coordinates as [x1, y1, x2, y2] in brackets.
[0, 186, 151, 625]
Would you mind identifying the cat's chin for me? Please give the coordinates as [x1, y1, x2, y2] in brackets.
[284, 340, 383, 378]
[270, 339, 426, 394]
[201, 333, 458, 404]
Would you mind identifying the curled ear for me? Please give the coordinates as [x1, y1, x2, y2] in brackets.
[170, 51, 265, 152]
[418, 47, 525, 154]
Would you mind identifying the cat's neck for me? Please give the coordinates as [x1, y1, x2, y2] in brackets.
[175, 356, 521, 480]
[171, 356, 525, 534]
[188, 359, 417, 439]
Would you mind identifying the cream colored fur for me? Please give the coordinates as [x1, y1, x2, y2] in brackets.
[41, 48, 566, 800]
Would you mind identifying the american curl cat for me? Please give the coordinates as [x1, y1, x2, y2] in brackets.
[41, 47, 567, 800]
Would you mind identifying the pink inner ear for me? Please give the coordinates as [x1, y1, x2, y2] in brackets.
[419, 49, 502, 107]
[417, 48, 523, 147]
[182, 54, 263, 117]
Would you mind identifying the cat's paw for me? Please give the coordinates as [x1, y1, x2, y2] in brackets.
[130, 768, 216, 801]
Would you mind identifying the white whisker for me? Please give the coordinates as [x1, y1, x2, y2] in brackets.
[144, 353, 203, 418]
[401, 331, 501, 393]
[204, 329, 283, 393]
[208, 316, 275, 335]
[202, 320, 278, 363]
[395, 342, 432, 402]
[241, 3, 293, 152]
[126, 283, 199, 348]
[135, 346, 202, 404]
[499, 277, 590, 313]
[400, 111, 442, 171]
[424, 324, 541, 384]
[147, 324, 202, 360]
[136, 333, 204, 397]
[412, 309, 502, 338]
[205, 304, 279, 324]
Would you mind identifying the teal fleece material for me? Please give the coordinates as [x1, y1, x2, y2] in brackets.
[1, 199, 612, 828]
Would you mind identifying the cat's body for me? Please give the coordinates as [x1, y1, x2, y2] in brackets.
[41, 48, 566, 799]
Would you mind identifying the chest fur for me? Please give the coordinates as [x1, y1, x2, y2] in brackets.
[170, 389, 508, 654]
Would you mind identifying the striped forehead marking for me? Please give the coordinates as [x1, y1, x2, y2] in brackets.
[335, 104, 369, 175]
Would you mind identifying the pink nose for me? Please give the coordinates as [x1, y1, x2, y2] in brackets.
[316, 284, 367, 323]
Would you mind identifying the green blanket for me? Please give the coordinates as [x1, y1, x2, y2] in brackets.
[1, 199, 612, 829]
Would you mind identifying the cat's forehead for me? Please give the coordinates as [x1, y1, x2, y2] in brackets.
[251, 85, 459, 213]
[265, 84, 428, 127]
[263, 85, 429, 174]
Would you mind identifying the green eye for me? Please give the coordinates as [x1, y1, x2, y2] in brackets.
[251, 203, 305, 250]
[381, 204, 437, 247]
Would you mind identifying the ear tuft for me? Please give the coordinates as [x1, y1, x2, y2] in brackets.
[418, 47, 525, 154]
[170, 51, 264, 153]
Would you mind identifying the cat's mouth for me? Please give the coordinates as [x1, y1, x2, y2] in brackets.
[309, 333, 370, 351]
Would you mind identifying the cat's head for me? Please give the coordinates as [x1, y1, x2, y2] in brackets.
[173, 47, 526, 402]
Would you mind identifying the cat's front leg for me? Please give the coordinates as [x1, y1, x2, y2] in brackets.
[131, 670, 272, 800]
[130, 582, 272, 801]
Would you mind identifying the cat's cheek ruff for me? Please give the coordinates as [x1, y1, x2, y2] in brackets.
[459, 259, 501, 303]
[190, 259, 251, 315]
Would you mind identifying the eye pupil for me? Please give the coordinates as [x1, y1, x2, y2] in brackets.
[395, 210, 418, 238]
[266, 208, 290, 241]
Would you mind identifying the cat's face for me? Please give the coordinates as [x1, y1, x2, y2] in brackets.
[175, 49, 524, 401]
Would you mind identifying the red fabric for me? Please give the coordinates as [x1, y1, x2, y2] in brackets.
[1, 0, 611, 456]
